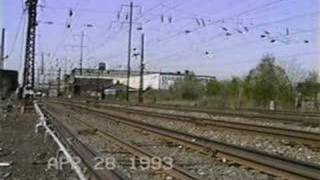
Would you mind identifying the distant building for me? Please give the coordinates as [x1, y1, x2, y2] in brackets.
[67, 68, 215, 92]
[47, 81, 59, 97]
[98, 62, 106, 71]
[65, 72, 113, 97]
[0, 70, 18, 99]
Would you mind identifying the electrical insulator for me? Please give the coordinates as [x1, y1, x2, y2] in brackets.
[244, 26, 249, 32]
[69, 9, 73, 17]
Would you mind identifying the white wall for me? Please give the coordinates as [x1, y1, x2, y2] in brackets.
[74, 72, 215, 90]
[159, 75, 183, 90]
[113, 73, 161, 90]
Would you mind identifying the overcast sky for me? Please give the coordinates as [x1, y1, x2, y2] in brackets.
[2, 0, 319, 79]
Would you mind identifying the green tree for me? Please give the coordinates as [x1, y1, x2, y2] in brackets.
[205, 77, 244, 108]
[224, 77, 242, 97]
[297, 72, 320, 98]
[244, 55, 295, 107]
[206, 79, 222, 96]
[172, 73, 205, 100]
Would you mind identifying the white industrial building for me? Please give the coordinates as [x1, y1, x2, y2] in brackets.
[69, 68, 215, 90]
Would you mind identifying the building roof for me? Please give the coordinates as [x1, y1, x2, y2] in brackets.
[71, 68, 215, 79]
[72, 68, 155, 77]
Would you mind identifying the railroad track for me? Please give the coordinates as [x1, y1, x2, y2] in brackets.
[240, 108, 320, 118]
[47, 100, 320, 180]
[132, 104, 320, 127]
[137, 103, 320, 126]
[67, 98, 320, 125]
[37, 104, 127, 180]
[148, 103, 320, 118]
[42, 103, 201, 180]
[56, 100, 320, 147]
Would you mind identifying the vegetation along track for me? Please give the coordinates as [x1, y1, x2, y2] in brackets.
[47, 100, 320, 180]
[59, 100, 320, 147]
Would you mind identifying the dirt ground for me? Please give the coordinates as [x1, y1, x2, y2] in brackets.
[0, 103, 69, 180]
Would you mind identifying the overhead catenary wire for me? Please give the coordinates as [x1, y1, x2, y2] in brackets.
[7, 11, 26, 58]
[46, 1, 83, 65]
[32, 0, 316, 79]
[146, 10, 317, 64]
[83, 0, 188, 61]
[85, 0, 309, 73]
[18, 11, 28, 84]
[62, 0, 243, 63]
[145, 0, 290, 46]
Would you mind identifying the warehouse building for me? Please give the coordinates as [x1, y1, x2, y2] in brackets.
[68, 68, 215, 91]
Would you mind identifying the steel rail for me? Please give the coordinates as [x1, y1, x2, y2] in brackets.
[145, 103, 320, 117]
[104, 103, 320, 146]
[60, 100, 320, 146]
[67, 98, 320, 118]
[137, 103, 320, 125]
[43, 103, 201, 180]
[35, 103, 127, 180]
[60, 98, 320, 125]
[51, 101, 320, 180]
[34, 103, 88, 180]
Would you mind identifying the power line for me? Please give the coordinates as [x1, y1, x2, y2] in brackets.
[148, 25, 316, 67]
[42, 6, 118, 14]
[84, 1, 193, 67]
[146, 10, 318, 62]
[151, 51, 319, 73]
[7, 11, 26, 58]
[83, 1, 173, 59]
[145, 0, 289, 46]
[48, 1, 82, 63]
[94, 0, 312, 74]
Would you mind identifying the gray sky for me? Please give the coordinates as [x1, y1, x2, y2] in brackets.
[3, 0, 319, 79]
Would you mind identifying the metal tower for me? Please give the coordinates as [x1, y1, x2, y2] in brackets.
[22, 0, 38, 97]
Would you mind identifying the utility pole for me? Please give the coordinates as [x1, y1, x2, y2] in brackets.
[67, 25, 92, 75]
[22, 0, 38, 106]
[37, 67, 40, 88]
[126, 1, 134, 102]
[41, 52, 44, 75]
[57, 68, 61, 96]
[0, 28, 5, 69]
[64, 57, 68, 75]
[139, 33, 145, 103]
[80, 31, 84, 75]
[318, 2, 320, 83]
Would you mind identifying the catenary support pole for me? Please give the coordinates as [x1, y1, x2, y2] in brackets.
[126, 1, 134, 101]
[139, 33, 145, 103]
[0, 28, 5, 69]
[80, 31, 84, 75]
